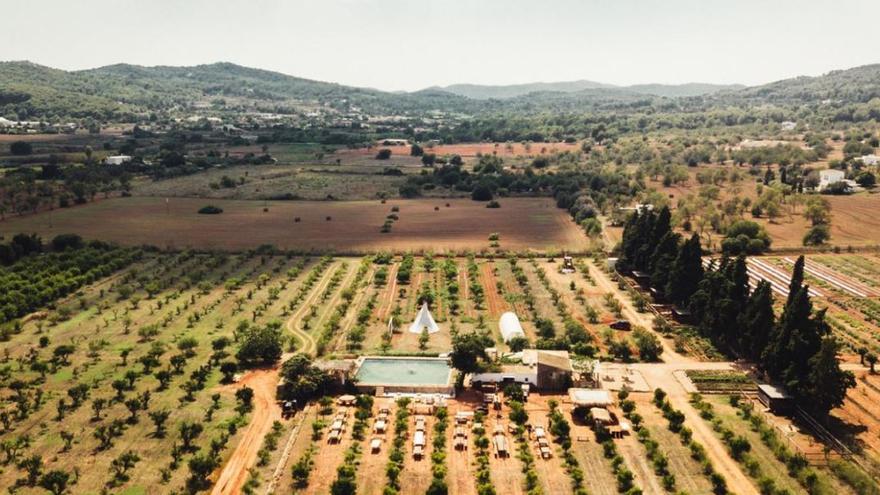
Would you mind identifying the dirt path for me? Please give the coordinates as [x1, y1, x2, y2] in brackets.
[446, 401, 478, 495]
[481, 262, 506, 318]
[334, 267, 375, 352]
[264, 404, 312, 494]
[617, 434, 664, 494]
[459, 259, 476, 319]
[356, 399, 394, 495]
[400, 413, 434, 493]
[527, 405, 574, 495]
[305, 409, 354, 495]
[284, 261, 341, 355]
[313, 262, 358, 331]
[633, 363, 759, 495]
[586, 260, 687, 364]
[211, 369, 282, 495]
[376, 263, 399, 321]
[484, 413, 524, 495]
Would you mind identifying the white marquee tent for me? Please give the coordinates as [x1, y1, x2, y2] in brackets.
[409, 303, 440, 334]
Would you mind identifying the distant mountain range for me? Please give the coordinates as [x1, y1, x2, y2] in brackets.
[1, 60, 880, 121]
[426, 81, 745, 99]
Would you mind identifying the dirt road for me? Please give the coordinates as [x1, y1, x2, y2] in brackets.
[481, 262, 506, 318]
[211, 369, 282, 495]
[284, 261, 341, 356]
[585, 260, 687, 364]
[633, 362, 759, 495]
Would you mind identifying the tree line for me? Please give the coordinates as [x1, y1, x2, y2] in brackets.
[618, 210, 854, 415]
[0, 234, 140, 326]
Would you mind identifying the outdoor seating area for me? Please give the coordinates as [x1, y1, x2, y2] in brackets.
[328, 408, 349, 444]
[413, 429, 426, 459]
[533, 425, 552, 459]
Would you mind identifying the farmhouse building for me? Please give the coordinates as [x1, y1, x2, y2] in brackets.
[104, 155, 132, 166]
[818, 169, 845, 190]
[859, 154, 879, 166]
[470, 350, 572, 391]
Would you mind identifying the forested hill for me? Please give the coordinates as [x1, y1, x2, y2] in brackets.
[431, 80, 744, 99]
[709, 64, 880, 105]
[1, 60, 880, 121]
[0, 61, 483, 120]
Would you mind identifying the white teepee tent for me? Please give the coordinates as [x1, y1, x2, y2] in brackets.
[408, 302, 440, 334]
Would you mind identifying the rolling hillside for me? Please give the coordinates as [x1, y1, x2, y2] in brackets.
[1, 60, 880, 121]
[431, 80, 743, 99]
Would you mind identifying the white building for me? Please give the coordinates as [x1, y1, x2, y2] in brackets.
[104, 155, 132, 166]
[859, 155, 879, 166]
[819, 169, 846, 191]
[499, 312, 526, 343]
[780, 121, 797, 131]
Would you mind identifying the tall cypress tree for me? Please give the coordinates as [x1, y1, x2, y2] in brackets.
[773, 286, 824, 397]
[649, 232, 680, 298]
[806, 337, 855, 415]
[787, 255, 805, 307]
[617, 212, 641, 272]
[651, 206, 672, 246]
[666, 233, 703, 306]
[740, 281, 775, 362]
[633, 211, 657, 271]
[730, 255, 751, 306]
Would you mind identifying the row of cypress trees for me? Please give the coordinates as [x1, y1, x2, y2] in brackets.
[618, 208, 854, 415]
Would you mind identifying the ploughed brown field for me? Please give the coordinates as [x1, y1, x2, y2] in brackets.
[0, 196, 588, 253]
[763, 193, 880, 249]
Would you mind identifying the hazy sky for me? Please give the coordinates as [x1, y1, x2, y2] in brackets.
[3, 0, 878, 91]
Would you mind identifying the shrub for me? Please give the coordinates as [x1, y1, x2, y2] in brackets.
[10, 141, 33, 155]
[198, 205, 223, 214]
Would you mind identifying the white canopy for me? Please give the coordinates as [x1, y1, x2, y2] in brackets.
[499, 312, 526, 343]
[409, 303, 440, 334]
[569, 389, 613, 408]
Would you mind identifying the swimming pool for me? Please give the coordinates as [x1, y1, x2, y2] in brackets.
[354, 357, 454, 395]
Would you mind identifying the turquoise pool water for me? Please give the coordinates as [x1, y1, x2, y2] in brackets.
[355, 357, 452, 386]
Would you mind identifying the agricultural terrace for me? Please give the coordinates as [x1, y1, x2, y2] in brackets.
[705, 254, 880, 363]
[0, 243, 668, 494]
[0, 197, 590, 254]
